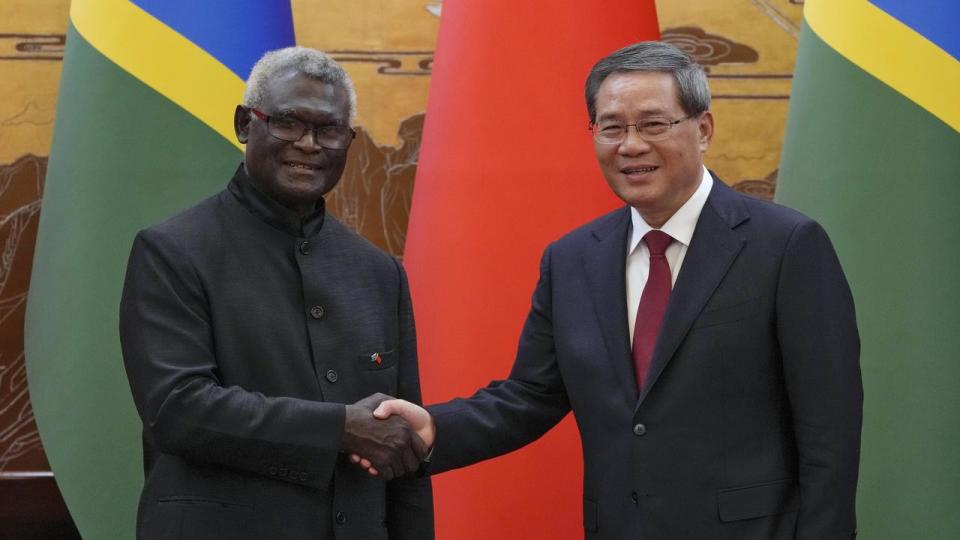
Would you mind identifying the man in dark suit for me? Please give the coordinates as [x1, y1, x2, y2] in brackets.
[363, 41, 862, 539]
[120, 47, 433, 539]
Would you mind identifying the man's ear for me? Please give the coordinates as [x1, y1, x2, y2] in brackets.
[697, 111, 714, 152]
[234, 105, 250, 144]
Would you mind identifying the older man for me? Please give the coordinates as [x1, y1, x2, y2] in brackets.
[367, 41, 862, 539]
[120, 47, 433, 539]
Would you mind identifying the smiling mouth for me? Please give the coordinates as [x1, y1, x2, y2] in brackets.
[621, 166, 658, 175]
[284, 161, 321, 171]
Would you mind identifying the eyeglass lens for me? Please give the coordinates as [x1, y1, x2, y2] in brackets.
[269, 116, 353, 149]
[593, 118, 681, 143]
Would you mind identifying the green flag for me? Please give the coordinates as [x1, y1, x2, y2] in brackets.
[25, 1, 295, 537]
[777, 1, 960, 537]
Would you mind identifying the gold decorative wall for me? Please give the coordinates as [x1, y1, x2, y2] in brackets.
[0, 0, 68, 477]
[1, 1, 75, 534]
[660, 0, 805, 198]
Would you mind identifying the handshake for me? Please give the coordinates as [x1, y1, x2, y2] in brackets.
[341, 393, 436, 480]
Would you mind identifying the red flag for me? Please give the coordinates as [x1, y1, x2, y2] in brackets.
[406, 1, 659, 537]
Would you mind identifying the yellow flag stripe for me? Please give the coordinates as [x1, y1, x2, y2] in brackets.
[805, 0, 960, 133]
[70, 0, 244, 149]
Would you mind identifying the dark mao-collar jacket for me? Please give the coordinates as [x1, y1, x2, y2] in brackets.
[120, 166, 433, 540]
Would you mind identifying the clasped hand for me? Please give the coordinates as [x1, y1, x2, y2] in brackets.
[341, 393, 430, 480]
[342, 394, 435, 479]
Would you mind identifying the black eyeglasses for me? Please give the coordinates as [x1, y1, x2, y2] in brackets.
[249, 107, 356, 150]
[590, 116, 692, 144]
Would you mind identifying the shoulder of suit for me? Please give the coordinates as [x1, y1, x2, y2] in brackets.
[139, 189, 229, 241]
[708, 179, 819, 231]
[549, 206, 629, 250]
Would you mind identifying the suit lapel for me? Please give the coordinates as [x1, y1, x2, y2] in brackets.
[581, 208, 638, 402]
[637, 181, 749, 409]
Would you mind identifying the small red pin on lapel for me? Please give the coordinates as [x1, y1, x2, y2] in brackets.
[371, 352, 382, 366]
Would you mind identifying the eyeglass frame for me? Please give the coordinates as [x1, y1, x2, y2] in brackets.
[589, 115, 695, 144]
[247, 107, 356, 149]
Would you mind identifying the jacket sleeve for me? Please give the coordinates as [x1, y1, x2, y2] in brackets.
[385, 260, 435, 539]
[776, 219, 862, 539]
[119, 228, 344, 491]
[426, 244, 572, 473]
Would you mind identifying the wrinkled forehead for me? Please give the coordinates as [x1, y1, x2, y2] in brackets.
[594, 71, 684, 120]
[261, 69, 350, 121]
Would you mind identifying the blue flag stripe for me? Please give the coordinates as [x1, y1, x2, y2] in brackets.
[129, 0, 296, 79]
[868, 0, 960, 61]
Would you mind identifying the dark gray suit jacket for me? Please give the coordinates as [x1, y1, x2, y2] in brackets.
[428, 178, 861, 539]
[120, 167, 433, 539]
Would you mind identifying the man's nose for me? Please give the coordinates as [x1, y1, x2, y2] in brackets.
[292, 129, 322, 151]
[618, 127, 651, 155]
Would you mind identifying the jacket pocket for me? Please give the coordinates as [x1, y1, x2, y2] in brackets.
[357, 349, 397, 371]
[355, 349, 398, 396]
[583, 497, 599, 532]
[717, 478, 799, 522]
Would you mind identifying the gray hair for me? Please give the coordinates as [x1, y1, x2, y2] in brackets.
[243, 46, 357, 123]
[585, 41, 711, 123]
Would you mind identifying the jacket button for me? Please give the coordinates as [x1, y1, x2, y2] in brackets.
[632, 423, 646, 436]
[299, 241, 311, 255]
[335, 511, 347, 525]
[299, 472, 308, 481]
[326, 369, 339, 383]
[310, 305, 324, 319]
[631, 491, 639, 504]
[268, 466, 277, 475]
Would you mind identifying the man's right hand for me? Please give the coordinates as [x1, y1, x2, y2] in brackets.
[374, 399, 435, 447]
[350, 399, 437, 476]
[341, 393, 428, 481]
[349, 399, 436, 476]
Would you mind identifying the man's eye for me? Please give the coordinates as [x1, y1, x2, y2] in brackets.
[272, 117, 300, 129]
[600, 124, 625, 133]
[641, 121, 669, 129]
[317, 125, 343, 136]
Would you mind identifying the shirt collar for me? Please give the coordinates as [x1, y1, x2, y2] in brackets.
[628, 164, 713, 254]
[227, 164, 326, 238]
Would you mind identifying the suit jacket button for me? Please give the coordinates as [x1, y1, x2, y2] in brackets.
[310, 305, 324, 319]
[299, 241, 311, 255]
[632, 423, 646, 436]
[631, 491, 639, 504]
[326, 369, 339, 383]
[335, 511, 347, 525]
[300, 472, 308, 481]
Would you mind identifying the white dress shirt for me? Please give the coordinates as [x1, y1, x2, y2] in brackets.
[626, 165, 713, 343]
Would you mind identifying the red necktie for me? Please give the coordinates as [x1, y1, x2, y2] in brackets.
[632, 230, 673, 390]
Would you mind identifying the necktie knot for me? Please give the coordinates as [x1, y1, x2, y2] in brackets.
[643, 230, 673, 257]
